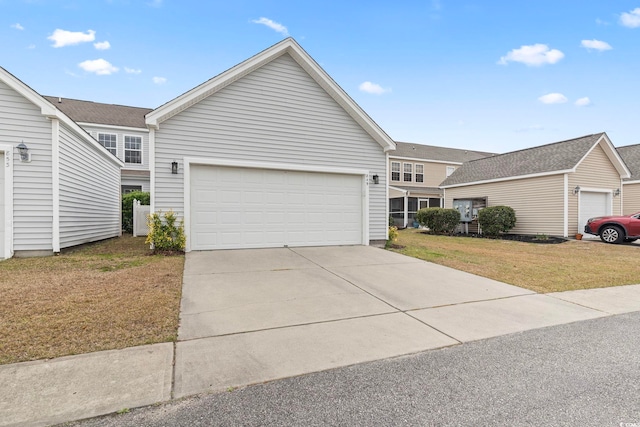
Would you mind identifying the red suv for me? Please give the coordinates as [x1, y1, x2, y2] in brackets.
[584, 212, 640, 244]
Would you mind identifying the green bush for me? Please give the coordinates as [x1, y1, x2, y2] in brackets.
[415, 208, 460, 234]
[146, 210, 186, 252]
[122, 191, 150, 233]
[478, 205, 516, 237]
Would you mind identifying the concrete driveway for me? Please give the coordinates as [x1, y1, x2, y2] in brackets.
[174, 246, 608, 399]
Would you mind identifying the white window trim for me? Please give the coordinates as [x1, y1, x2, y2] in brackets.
[391, 161, 401, 182]
[403, 162, 413, 182]
[415, 163, 424, 183]
[124, 134, 143, 164]
[182, 157, 370, 252]
[97, 132, 118, 157]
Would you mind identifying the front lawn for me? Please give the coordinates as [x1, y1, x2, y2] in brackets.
[390, 228, 640, 293]
[0, 235, 184, 365]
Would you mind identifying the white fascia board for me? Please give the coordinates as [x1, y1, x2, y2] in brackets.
[440, 169, 574, 189]
[389, 155, 464, 165]
[622, 180, 640, 185]
[77, 122, 150, 133]
[183, 157, 369, 177]
[145, 38, 396, 152]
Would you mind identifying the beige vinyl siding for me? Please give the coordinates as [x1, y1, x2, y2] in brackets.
[58, 123, 121, 248]
[154, 53, 387, 240]
[568, 144, 623, 232]
[0, 79, 53, 251]
[445, 174, 565, 236]
[622, 183, 640, 214]
[389, 159, 457, 187]
[81, 125, 149, 171]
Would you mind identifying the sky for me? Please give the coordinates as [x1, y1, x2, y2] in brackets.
[2, 0, 640, 153]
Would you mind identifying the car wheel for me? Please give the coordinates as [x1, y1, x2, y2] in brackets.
[600, 226, 624, 244]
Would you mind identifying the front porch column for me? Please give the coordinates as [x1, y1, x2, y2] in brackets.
[403, 195, 408, 228]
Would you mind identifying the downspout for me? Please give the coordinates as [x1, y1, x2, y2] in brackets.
[563, 173, 568, 237]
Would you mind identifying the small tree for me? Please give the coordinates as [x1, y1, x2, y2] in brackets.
[146, 210, 186, 253]
[122, 191, 150, 233]
[478, 206, 516, 237]
[415, 207, 460, 235]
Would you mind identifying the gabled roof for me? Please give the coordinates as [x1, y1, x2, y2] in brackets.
[440, 133, 630, 188]
[617, 143, 640, 182]
[146, 38, 396, 152]
[43, 96, 152, 129]
[0, 67, 123, 167]
[392, 141, 495, 163]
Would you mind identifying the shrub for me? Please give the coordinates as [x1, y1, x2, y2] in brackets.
[145, 210, 186, 252]
[388, 226, 398, 242]
[478, 206, 516, 237]
[122, 191, 150, 233]
[415, 208, 460, 234]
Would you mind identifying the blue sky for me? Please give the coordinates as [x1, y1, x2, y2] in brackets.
[2, 1, 640, 153]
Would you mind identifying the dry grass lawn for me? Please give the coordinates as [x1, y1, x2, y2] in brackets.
[0, 235, 184, 365]
[391, 228, 640, 293]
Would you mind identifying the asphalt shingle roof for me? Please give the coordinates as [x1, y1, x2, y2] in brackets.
[393, 141, 495, 163]
[440, 133, 605, 187]
[43, 96, 152, 129]
[617, 144, 640, 181]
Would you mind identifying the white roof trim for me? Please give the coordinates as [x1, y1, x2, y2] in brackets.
[623, 180, 640, 185]
[440, 169, 574, 189]
[389, 155, 464, 165]
[145, 38, 396, 153]
[0, 67, 123, 168]
[575, 133, 630, 179]
[78, 122, 150, 133]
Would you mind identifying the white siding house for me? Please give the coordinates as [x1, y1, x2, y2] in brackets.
[0, 67, 123, 258]
[146, 38, 395, 251]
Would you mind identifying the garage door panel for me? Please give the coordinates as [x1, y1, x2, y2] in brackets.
[190, 165, 364, 250]
[580, 191, 611, 239]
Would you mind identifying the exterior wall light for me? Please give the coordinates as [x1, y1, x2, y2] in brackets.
[573, 186, 580, 195]
[171, 161, 178, 174]
[372, 174, 380, 184]
[614, 188, 620, 197]
[17, 142, 31, 162]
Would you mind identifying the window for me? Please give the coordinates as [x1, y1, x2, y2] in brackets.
[98, 133, 117, 156]
[391, 162, 400, 181]
[446, 166, 456, 177]
[122, 185, 142, 194]
[124, 135, 142, 164]
[415, 164, 424, 183]
[403, 163, 412, 182]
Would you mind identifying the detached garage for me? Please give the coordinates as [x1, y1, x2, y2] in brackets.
[146, 38, 394, 251]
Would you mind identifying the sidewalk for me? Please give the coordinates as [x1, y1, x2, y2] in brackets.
[2, 283, 640, 427]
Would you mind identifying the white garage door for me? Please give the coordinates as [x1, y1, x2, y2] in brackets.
[190, 165, 364, 250]
[580, 191, 610, 239]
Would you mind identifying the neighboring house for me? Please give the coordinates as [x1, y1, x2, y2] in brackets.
[617, 144, 640, 214]
[0, 67, 123, 259]
[145, 38, 395, 251]
[440, 133, 630, 238]
[389, 141, 495, 227]
[43, 96, 153, 194]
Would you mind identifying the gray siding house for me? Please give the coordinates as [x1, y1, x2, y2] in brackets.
[43, 97, 152, 193]
[0, 67, 123, 258]
[440, 133, 630, 238]
[617, 144, 640, 214]
[146, 38, 395, 251]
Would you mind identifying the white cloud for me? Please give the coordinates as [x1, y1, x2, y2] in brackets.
[11, 23, 24, 30]
[581, 39, 612, 51]
[78, 59, 118, 75]
[94, 41, 111, 50]
[358, 81, 391, 95]
[125, 67, 142, 74]
[498, 44, 564, 66]
[251, 17, 289, 36]
[596, 18, 609, 26]
[575, 97, 591, 107]
[538, 93, 568, 104]
[153, 76, 167, 85]
[147, 0, 163, 7]
[27, 44, 36, 49]
[48, 29, 95, 47]
[620, 7, 640, 28]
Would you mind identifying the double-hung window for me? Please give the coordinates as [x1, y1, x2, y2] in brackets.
[124, 136, 142, 164]
[415, 164, 424, 183]
[97, 133, 117, 156]
[403, 163, 412, 182]
[391, 162, 400, 182]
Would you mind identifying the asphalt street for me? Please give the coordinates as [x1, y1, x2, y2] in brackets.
[65, 311, 640, 427]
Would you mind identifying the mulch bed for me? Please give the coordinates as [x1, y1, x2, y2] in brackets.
[418, 231, 567, 244]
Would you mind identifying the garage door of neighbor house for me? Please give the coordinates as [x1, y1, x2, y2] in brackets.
[189, 165, 364, 250]
[580, 191, 611, 239]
